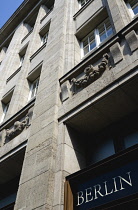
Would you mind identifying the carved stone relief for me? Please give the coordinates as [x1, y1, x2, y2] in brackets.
[71, 54, 110, 94]
[0, 107, 34, 147]
[5, 114, 30, 141]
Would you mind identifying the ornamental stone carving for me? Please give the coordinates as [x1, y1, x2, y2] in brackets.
[71, 54, 110, 93]
[5, 114, 30, 141]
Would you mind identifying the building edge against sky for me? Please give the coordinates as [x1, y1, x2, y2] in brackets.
[0, 0, 138, 209]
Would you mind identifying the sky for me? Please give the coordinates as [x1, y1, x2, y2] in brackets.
[0, 0, 24, 28]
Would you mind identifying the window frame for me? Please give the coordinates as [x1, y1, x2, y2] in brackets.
[19, 55, 25, 67]
[0, 102, 10, 124]
[126, 0, 138, 18]
[81, 17, 113, 57]
[41, 31, 49, 46]
[79, 0, 89, 8]
[28, 77, 40, 101]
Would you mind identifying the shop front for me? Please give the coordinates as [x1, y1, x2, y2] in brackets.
[64, 145, 138, 210]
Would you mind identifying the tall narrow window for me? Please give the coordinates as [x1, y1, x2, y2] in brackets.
[28, 77, 40, 101]
[126, 0, 138, 17]
[81, 18, 113, 57]
[41, 32, 49, 46]
[19, 55, 25, 67]
[0, 102, 10, 124]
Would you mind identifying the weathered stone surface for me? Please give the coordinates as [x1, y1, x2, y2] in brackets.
[15, 171, 53, 210]
[110, 42, 124, 64]
[0, 0, 137, 210]
[61, 80, 71, 102]
[125, 30, 138, 53]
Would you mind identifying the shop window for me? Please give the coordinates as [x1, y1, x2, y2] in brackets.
[124, 131, 138, 149]
[0, 102, 10, 124]
[41, 31, 49, 46]
[28, 77, 39, 101]
[66, 111, 138, 170]
[126, 0, 138, 17]
[81, 17, 113, 57]
[87, 138, 115, 164]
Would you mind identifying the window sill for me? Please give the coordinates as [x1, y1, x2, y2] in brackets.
[74, 0, 94, 20]
[30, 42, 46, 61]
[21, 28, 33, 43]
[6, 67, 22, 83]
[40, 8, 53, 23]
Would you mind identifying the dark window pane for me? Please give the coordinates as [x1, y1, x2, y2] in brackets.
[107, 27, 113, 37]
[100, 32, 107, 42]
[124, 132, 138, 149]
[88, 138, 115, 164]
[90, 41, 96, 50]
[133, 5, 138, 15]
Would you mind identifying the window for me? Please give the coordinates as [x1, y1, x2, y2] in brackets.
[19, 44, 28, 67]
[0, 149, 26, 209]
[81, 18, 113, 57]
[28, 77, 39, 101]
[0, 102, 10, 124]
[79, 0, 89, 7]
[124, 131, 138, 149]
[87, 138, 115, 164]
[19, 55, 25, 67]
[41, 32, 49, 45]
[126, 0, 138, 17]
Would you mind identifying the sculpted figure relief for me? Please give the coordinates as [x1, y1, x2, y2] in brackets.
[71, 54, 109, 93]
[5, 114, 30, 141]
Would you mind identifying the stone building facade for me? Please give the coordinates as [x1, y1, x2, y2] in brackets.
[0, 0, 138, 209]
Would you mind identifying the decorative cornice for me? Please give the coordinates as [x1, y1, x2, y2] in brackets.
[0, 0, 40, 45]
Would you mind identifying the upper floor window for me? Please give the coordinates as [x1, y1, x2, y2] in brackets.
[126, 0, 138, 17]
[28, 77, 39, 101]
[0, 102, 10, 124]
[41, 32, 49, 46]
[81, 17, 113, 57]
[19, 55, 25, 67]
[79, 0, 89, 7]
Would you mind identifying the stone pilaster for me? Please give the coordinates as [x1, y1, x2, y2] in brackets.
[14, 0, 74, 209]
[105, 0, 131, 32]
